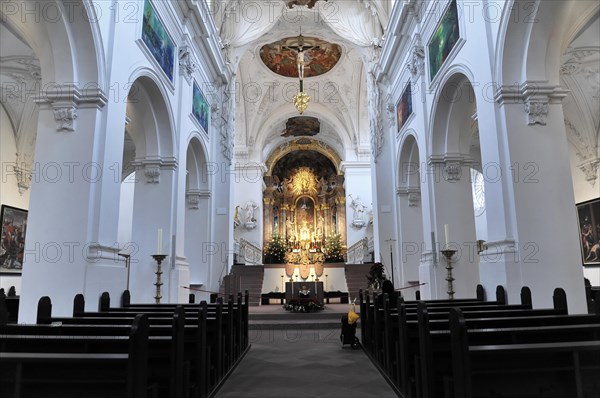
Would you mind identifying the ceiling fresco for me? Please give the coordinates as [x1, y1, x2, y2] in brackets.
[281, 117, 321, 137]
[259, 36, 342, 78]
[286, 0, 323, 8]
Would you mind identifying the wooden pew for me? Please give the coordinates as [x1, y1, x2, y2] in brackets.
[449, 307, 600, 398]
[92, 291, 250, 397]
[372, 287, 570, 398]
[417, 297, 599, 398]
[0, 314, 152, 398]
[35, 295, 215, 398]
[99, 291, 244, 383]
[359, 285, 493, 397]
[373, 286, 514, 382]
[119, 289, 249, 358]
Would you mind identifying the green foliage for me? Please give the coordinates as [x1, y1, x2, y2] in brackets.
[366, 262, 387, 290]
[263, 235, 288, 264]
[323, 234, 345, 263]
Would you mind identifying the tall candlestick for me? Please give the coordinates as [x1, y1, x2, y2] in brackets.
[444, 224, 450, 249]
[157, 228, 163, 254]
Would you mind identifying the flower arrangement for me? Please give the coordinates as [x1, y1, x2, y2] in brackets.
[283, 298, 325, 313]
[322, 233, 346, 263]
[263, 235, 288, 264]
[366, 262, 387, 290]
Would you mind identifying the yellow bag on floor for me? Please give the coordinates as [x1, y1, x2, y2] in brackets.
[347, 299, 359, 324]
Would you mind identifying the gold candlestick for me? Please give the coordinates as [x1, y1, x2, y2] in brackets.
[440, 249, 457, 299]
[151, 254, 167, 304]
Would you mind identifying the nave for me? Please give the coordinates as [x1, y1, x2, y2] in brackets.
[214, 311, 396, 398]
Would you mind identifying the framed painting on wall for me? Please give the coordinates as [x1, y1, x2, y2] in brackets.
[397, 82, 413, 132]
[577, 198, 600, 266]
[142, 0, 175, 82]
[0, 205, 28, 274]
[193, 82, 210, 133]
[428, 0, 460, 81]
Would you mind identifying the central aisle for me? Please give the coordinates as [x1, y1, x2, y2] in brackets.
[214, 325, 397, 398]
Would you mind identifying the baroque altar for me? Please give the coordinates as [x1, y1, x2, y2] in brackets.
[263, 138, 348, 263]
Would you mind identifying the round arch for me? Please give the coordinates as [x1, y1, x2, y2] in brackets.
[397, 130, 421, 189]
[428, 68, 478, 159]
[186, 135, 210, 192]
[124, 71, 176, 159]
[264, 137, 343, 177]
[253, 102, 354, 159]
[1, 0, 103, 89]
[496, 0, 599, 85]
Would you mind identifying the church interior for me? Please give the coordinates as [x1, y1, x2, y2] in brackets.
[0, 0, 599, 396]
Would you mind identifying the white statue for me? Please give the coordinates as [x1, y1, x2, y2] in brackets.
[233, 205, 241, 229]
[244, 200, 258, 224]
[350, 195, 366, 220]
[349, 194, 367, 229]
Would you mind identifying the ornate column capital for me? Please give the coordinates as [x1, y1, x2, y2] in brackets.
[53, 106, 78, 132]
[132, 156, 178, 184]
[186, 190, 211, 210]
[34, 84, 107, 132]
[396, 187, 421, 207]
[428, 155, 473, 182]
[579, 159, 599, 187]
[494, 82, 569, 126]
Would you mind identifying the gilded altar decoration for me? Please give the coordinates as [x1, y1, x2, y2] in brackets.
[263, 144, 347, 269]
[290, 167, 319, 196]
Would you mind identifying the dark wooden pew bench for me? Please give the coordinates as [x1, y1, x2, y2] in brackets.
[0, 314, 152, 398]
[449, 308, 600, 398]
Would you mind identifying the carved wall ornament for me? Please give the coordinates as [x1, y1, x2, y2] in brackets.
[386, 100, 396, 130]
[220, 80, 235, 164]
[53, 106, 78, 131]
[186, 192, 201, 209]
[408, 192, 421, 207]
[179, 46, 197, 82]
[407, 45, 425, 77]
[144, 165, 161, 184]
[579, 160, 599, 187]
[443, 161, 463, 182]
[524, 99, 549, 126]
[367, 69, 384, 162]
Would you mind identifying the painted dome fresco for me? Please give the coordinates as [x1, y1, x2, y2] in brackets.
[259, 36, 342, 78]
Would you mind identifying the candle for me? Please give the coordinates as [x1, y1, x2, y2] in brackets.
[157, 228, 163, 254]
[444, 224, 450, 249]
[431, 231, 437, 263]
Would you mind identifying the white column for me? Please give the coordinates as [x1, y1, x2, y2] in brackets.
[184, 190, 210, 301]
[233, 161, 266, 251]
[428, 158, 480, 299]
[397, 189, 423, 287]
[129, 157, 178, 303]
[491, 84, 586, 313]
[342, 161, 373, 248]
[19, 88, 111, 322]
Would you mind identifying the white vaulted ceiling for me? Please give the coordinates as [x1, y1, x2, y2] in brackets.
[0, 22, 40, 163]
[560, 12, 600, 186]
[214, 0, 388, 163]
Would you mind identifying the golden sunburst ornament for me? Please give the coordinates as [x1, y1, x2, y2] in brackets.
[294, 91, 310, 114]
[291, 167, 318, 195]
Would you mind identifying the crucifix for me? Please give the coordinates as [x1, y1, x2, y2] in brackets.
[283, 34, 319, 82]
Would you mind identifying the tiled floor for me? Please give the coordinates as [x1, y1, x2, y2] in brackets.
[214, 326, 397, 398]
